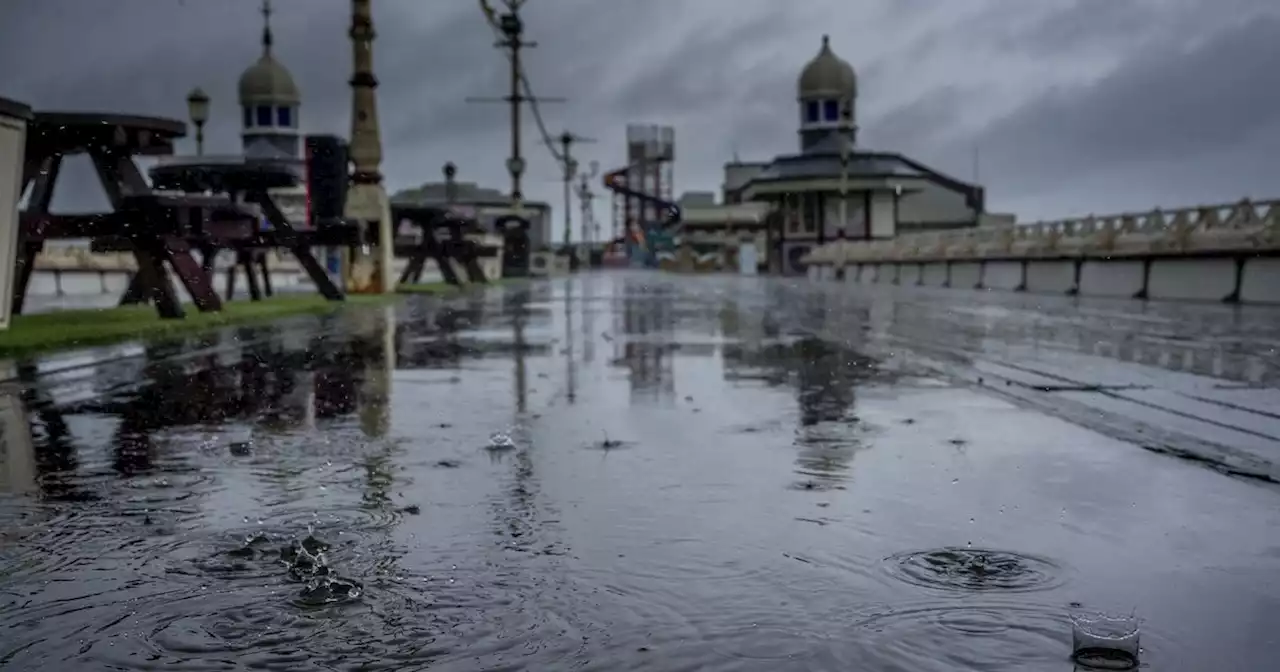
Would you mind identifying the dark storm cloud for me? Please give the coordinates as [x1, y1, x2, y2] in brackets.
[949, 12, 1280, 209]
[2, 0, 1277, 226]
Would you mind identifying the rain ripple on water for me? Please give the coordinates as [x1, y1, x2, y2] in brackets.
[881, 547, 1068, 593]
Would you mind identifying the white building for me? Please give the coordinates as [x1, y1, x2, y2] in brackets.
[729, 35, 1002, 275]
[235, 0, 308, 227]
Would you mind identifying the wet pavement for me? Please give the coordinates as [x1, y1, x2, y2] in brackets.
[1, 272, 1279, 671]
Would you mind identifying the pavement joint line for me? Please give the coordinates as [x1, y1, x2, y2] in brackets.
[852, 330, 1280, 484]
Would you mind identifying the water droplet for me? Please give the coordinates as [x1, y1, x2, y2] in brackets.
[951, 478, 959, 484]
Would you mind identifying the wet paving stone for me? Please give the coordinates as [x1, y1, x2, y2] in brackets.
[0, 273, 1278, 670]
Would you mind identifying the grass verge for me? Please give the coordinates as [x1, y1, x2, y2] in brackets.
[396, 281, 463, 295]
[0, 293, 399, 358]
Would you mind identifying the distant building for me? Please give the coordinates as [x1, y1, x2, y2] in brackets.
[236, 0, 307, 227]
[389, 181, 553, 250]
[728, 35, 1009, 275]
[674, 191, 771, 272]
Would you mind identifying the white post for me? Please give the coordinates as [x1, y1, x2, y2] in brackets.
[0, 99, 31, 331]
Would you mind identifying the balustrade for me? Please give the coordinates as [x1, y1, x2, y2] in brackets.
[805, 198, 1280, 265]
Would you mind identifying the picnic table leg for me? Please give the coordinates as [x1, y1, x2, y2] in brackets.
[11, 154, 63, 315]
[250, 190, 344, 301]
[461, 243, 488, 284]
[118, 275, 149, 305]
[88, 149, 177, 312]
[199, 244, 218, 274]
[225, 264, 237, 299]
[257, 253, 274, 296]
[160, 237, 221, 313]
[425, 235, 461, 286]
[129, 239, 184, 319]
[239, 250, 262, 301]
[398, 249, 426, 285]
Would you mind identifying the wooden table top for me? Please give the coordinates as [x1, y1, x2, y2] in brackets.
[149, 157, 300, 193]
[27, 111, 186, 157]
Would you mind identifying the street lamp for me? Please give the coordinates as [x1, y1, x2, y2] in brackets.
[506, 156, 526, 207]
[443, 161, 458, 208]
[186, 87, 210, 156]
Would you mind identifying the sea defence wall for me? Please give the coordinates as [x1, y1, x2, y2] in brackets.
[801, 198, 1280, 304]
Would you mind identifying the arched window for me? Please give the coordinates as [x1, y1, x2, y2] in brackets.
[242, 106, 253, 128]
[276, 106, 292, 127]
[805, 101, 820, 123]
[255, 105, 272, 127]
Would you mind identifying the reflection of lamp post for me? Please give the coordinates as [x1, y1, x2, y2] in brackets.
[186, 87, 210, 156]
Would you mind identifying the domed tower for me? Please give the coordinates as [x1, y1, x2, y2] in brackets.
[238, 0, 301, 160]
[797, 35, 857, 153]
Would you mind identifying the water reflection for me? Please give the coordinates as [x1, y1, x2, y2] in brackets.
[716, 289, 886, 487]
[2, 275, 1278, 671]
[0, 385, 36, 495]
[613, 280, 677, 402]
[10, 321, 397, 505]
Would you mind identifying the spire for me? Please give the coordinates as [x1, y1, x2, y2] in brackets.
[261, 0, 274, 55]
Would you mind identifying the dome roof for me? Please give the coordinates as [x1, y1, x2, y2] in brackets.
[798, 35, 856, 99]
[238, 54, 300, 105]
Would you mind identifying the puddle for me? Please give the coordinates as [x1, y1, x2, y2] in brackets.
[847, 600, 1068, 670]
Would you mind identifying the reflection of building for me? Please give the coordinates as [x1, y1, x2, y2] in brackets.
[236, 0, 308, 226]
[390, 181, 552, 249]
[613, 282, 676, 401]
[724, 35, 1010, 275]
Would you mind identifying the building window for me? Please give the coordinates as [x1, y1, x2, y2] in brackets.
[242, 106, 253, 128]
[805, 101, 820, 123]
[277, 106, 292, 127]
[256, 105, 272, 127]
[823, 99, 839, 121]
[803, 194, 822, 234]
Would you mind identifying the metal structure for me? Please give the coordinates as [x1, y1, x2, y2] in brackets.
[557, 130, 595, 247]
[471, 0, 564, 209]
[576, 160, 599, 244]
[611, 124, 675, 241]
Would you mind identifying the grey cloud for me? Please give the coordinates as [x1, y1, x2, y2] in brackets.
[2, 0, 1277, 227]
[950, 12, 1280, 204]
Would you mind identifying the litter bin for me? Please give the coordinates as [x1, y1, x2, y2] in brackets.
[0, 98, 32, 331]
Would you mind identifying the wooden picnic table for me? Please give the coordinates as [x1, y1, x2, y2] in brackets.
[16, 111, 247, 318]
[390, 204, 490, 286]
[147, 157, 356, 301]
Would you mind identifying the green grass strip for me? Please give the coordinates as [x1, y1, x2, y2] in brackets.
[396, 281, 463, 295]
[0, 293, 399, 358]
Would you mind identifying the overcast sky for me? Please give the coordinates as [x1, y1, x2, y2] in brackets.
[2, 0, 1277, 238]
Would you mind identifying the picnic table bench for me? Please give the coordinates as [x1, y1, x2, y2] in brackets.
[145, 157, 358, 301]
[15, 111, 235, 318]
[391, 203, 492, 286]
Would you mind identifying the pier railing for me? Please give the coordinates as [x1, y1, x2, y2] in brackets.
[803, 198, 1280, 265]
